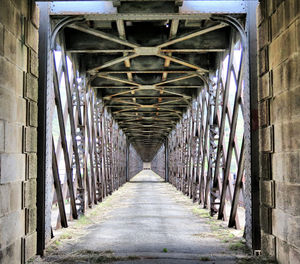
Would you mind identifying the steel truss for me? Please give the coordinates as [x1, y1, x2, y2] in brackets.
[151, 144, 166, 179]
[35, 0, 258, 255]
[50, 27, 142, 229]
[63, 16, 229, 161]
[165, 29, 245, 229]
[49, 10, 246, 231]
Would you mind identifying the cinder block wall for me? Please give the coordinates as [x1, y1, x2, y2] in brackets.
[257, 0, 300, 263]
[0, 0, 39, 263]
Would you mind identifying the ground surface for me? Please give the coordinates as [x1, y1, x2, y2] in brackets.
[31, 170, 270, 264]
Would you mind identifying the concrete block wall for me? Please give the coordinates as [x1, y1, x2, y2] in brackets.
[257, 0, 300, 263]
[0, 0, 39, 263]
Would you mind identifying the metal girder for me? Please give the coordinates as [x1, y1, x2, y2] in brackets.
[49, 25, 134, 235]
[88, 54, 139, 73]
[52, 138, 68, 228]
[96, 70, 197, 74]
[49, 1, 247, 16]
[161, 49, 226, 53]
[158, 23, 226, 48]
[52, 46, 78, 220]
[68, 49, 133, 53]
[68, 48, 225, 54]
[106, 104, 188, 108]
[69, 23, 225, 74]
[93, 85, 202, 89]
[48, 4, 249, 241]
[68, 24, 139, 48]
[165, 28, 246, 232]
[104, 96, 188, 99]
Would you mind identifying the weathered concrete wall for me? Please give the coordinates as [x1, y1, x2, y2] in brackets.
[0, 0, 39, 263]
[257, 0, 300, 263]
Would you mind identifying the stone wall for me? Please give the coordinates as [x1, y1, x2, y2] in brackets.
[0, 0, 39, 263]
[257, 0, 300, 263]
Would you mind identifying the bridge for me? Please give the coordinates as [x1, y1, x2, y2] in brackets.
[0, 0, 299, 263]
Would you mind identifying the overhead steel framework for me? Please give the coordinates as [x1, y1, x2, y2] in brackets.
[37, 0, 259, 256]
[71, 19, 229, 161]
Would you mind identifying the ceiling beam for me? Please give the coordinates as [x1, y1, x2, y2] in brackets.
[157, 54, 208, 72]
[67, 49, 133, 53]
[106, 104, 188, 108]
[88, 54, 138, 73]
[67, 48, 225, 53]
[96, 75, 139, 86]
[157, 23, 226, 48]
[68, 24, 139, 48]
[97, 70, 196, 74]
[92, 85, 202, 89]
[161, 48, 226, 53]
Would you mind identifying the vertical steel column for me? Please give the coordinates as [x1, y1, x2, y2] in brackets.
[247, 0, 261, 251]
[85, 88, 97, 204]
[165, 138, 169, 182]
[36, 3, 50, 256]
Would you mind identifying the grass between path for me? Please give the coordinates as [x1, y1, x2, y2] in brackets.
[237, 257, 277, 264]
[45, 249, 142, 263]
[192, 207, 248, 253]
[191, 207, 277, 264]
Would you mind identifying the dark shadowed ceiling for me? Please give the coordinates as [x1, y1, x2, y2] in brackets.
[61, 0, 231, 161]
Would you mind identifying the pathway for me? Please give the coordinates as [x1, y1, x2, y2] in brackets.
[34, 170, 255, 264]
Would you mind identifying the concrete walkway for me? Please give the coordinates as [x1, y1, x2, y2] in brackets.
[35, 170, 254, 264]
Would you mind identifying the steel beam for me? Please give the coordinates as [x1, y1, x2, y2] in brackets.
[49, 1, 247, 16]
[36, 2, 50, 256]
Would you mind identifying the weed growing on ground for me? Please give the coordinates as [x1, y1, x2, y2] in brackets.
[237, 257, 277, 264]
[199, 256, 211, 261]
[229, 241, 248, 252]
[76, 215, 94, 226]
[192, 208, 211, 218]
[44, 250, 142, 263]
[191, 205, 251, 255]
[59, 232, 73, 240]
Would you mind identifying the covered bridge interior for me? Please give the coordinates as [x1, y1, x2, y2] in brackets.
[0, 0, 299, 263]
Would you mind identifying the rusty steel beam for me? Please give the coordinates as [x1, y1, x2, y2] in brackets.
[60, 34, 85, 209]
[52, 49, 78, 220]
[50, 25, 137, 233]
[68, 24, 139, 48]
[165, 29, 246, 230]
[52, 138, 68, 228]
[157, 23, 226, 48]
[161, 49, 226, 53]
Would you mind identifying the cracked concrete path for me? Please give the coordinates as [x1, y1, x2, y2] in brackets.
[34, 170, 254, 264]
